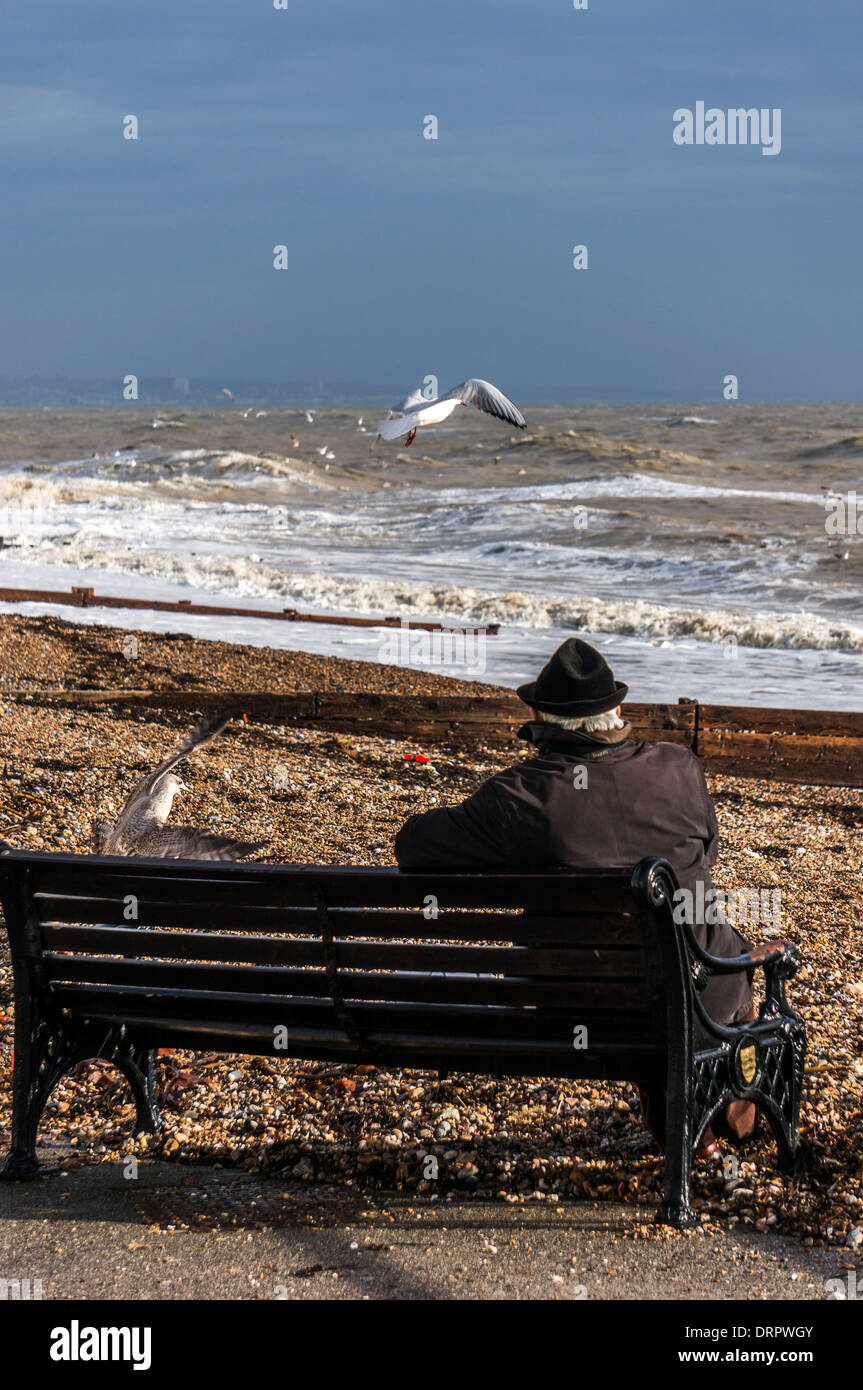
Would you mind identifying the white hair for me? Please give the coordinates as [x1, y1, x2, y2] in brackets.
[536, 707, 625, 733]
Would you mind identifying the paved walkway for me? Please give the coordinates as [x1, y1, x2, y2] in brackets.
[0, 1159, 851, 1300]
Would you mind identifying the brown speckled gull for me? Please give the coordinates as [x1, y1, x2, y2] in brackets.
[92, 714, 266, 860]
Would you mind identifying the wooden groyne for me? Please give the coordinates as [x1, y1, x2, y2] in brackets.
[0, 584, 499, 636]
[9, 690, 863, 788]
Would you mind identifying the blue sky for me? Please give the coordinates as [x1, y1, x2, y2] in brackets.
[1, 0, 861, 400]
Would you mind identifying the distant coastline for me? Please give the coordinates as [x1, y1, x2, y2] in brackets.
[2, 380, 860, 409]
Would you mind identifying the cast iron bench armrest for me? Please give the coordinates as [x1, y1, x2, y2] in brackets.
[683, 928, 801, 980]
[683, 930, 802, 1042]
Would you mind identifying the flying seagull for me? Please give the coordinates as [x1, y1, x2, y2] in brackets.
[377, 379, 526, 446]
[92, 714, 266, 860]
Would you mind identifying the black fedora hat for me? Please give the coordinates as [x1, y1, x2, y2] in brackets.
[516, 638, 627, 716]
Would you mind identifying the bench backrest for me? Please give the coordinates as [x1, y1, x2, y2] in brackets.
[0, 849, 687, 1080]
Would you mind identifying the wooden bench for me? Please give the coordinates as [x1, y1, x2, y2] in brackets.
[0, 846, 806, 1226]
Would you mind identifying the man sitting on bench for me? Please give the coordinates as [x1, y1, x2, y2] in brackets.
[394, 637, 755, 1151]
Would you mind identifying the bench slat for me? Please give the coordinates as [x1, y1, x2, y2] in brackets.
[50, 982, 654, 1036]
[40, 932, 647, 977]
[34, 896, 640, 944]
[43, 952, 649, 1001]
[41, 924, 322, 965]
[42, 928, 639, 973]
[28, 862, 635, 913]
[43, 1011, 665, 1079]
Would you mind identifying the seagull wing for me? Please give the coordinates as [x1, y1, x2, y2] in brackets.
[393, 387, 427, 412]
[438, 379, 526, 428]
[377, 387, 438, 436]
[140, 825, 267, 861]
[113, 714, 233, 838]
[377, 414, 415, 440]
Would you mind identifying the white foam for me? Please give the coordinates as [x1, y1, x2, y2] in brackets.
[5, 542, 863, 655]
[3, 562, 863, 710]
[426, 474, 826, 507]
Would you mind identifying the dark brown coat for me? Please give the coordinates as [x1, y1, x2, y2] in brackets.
[395, 726, 752, 1025]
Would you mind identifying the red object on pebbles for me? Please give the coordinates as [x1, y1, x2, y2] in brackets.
[415, 754, 430, 763]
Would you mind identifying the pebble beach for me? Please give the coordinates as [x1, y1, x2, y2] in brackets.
[1, 613, 861, 1258]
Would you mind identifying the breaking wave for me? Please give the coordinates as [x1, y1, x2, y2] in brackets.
[9, 540, 863, 654]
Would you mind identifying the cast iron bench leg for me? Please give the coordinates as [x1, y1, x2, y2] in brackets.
[114, 1048, 161, 1136]
[2, 1011, 160, 1178]
[2, 1004, 78, 1180]
[657, 1078, 696, 1228]
[757, 1024, 806, 1174]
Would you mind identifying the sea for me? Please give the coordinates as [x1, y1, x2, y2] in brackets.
[1, 402, 861, 709]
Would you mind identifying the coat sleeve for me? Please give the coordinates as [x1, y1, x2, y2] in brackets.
[394, 773, 520, 870]
[691, 752, 720, 867]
